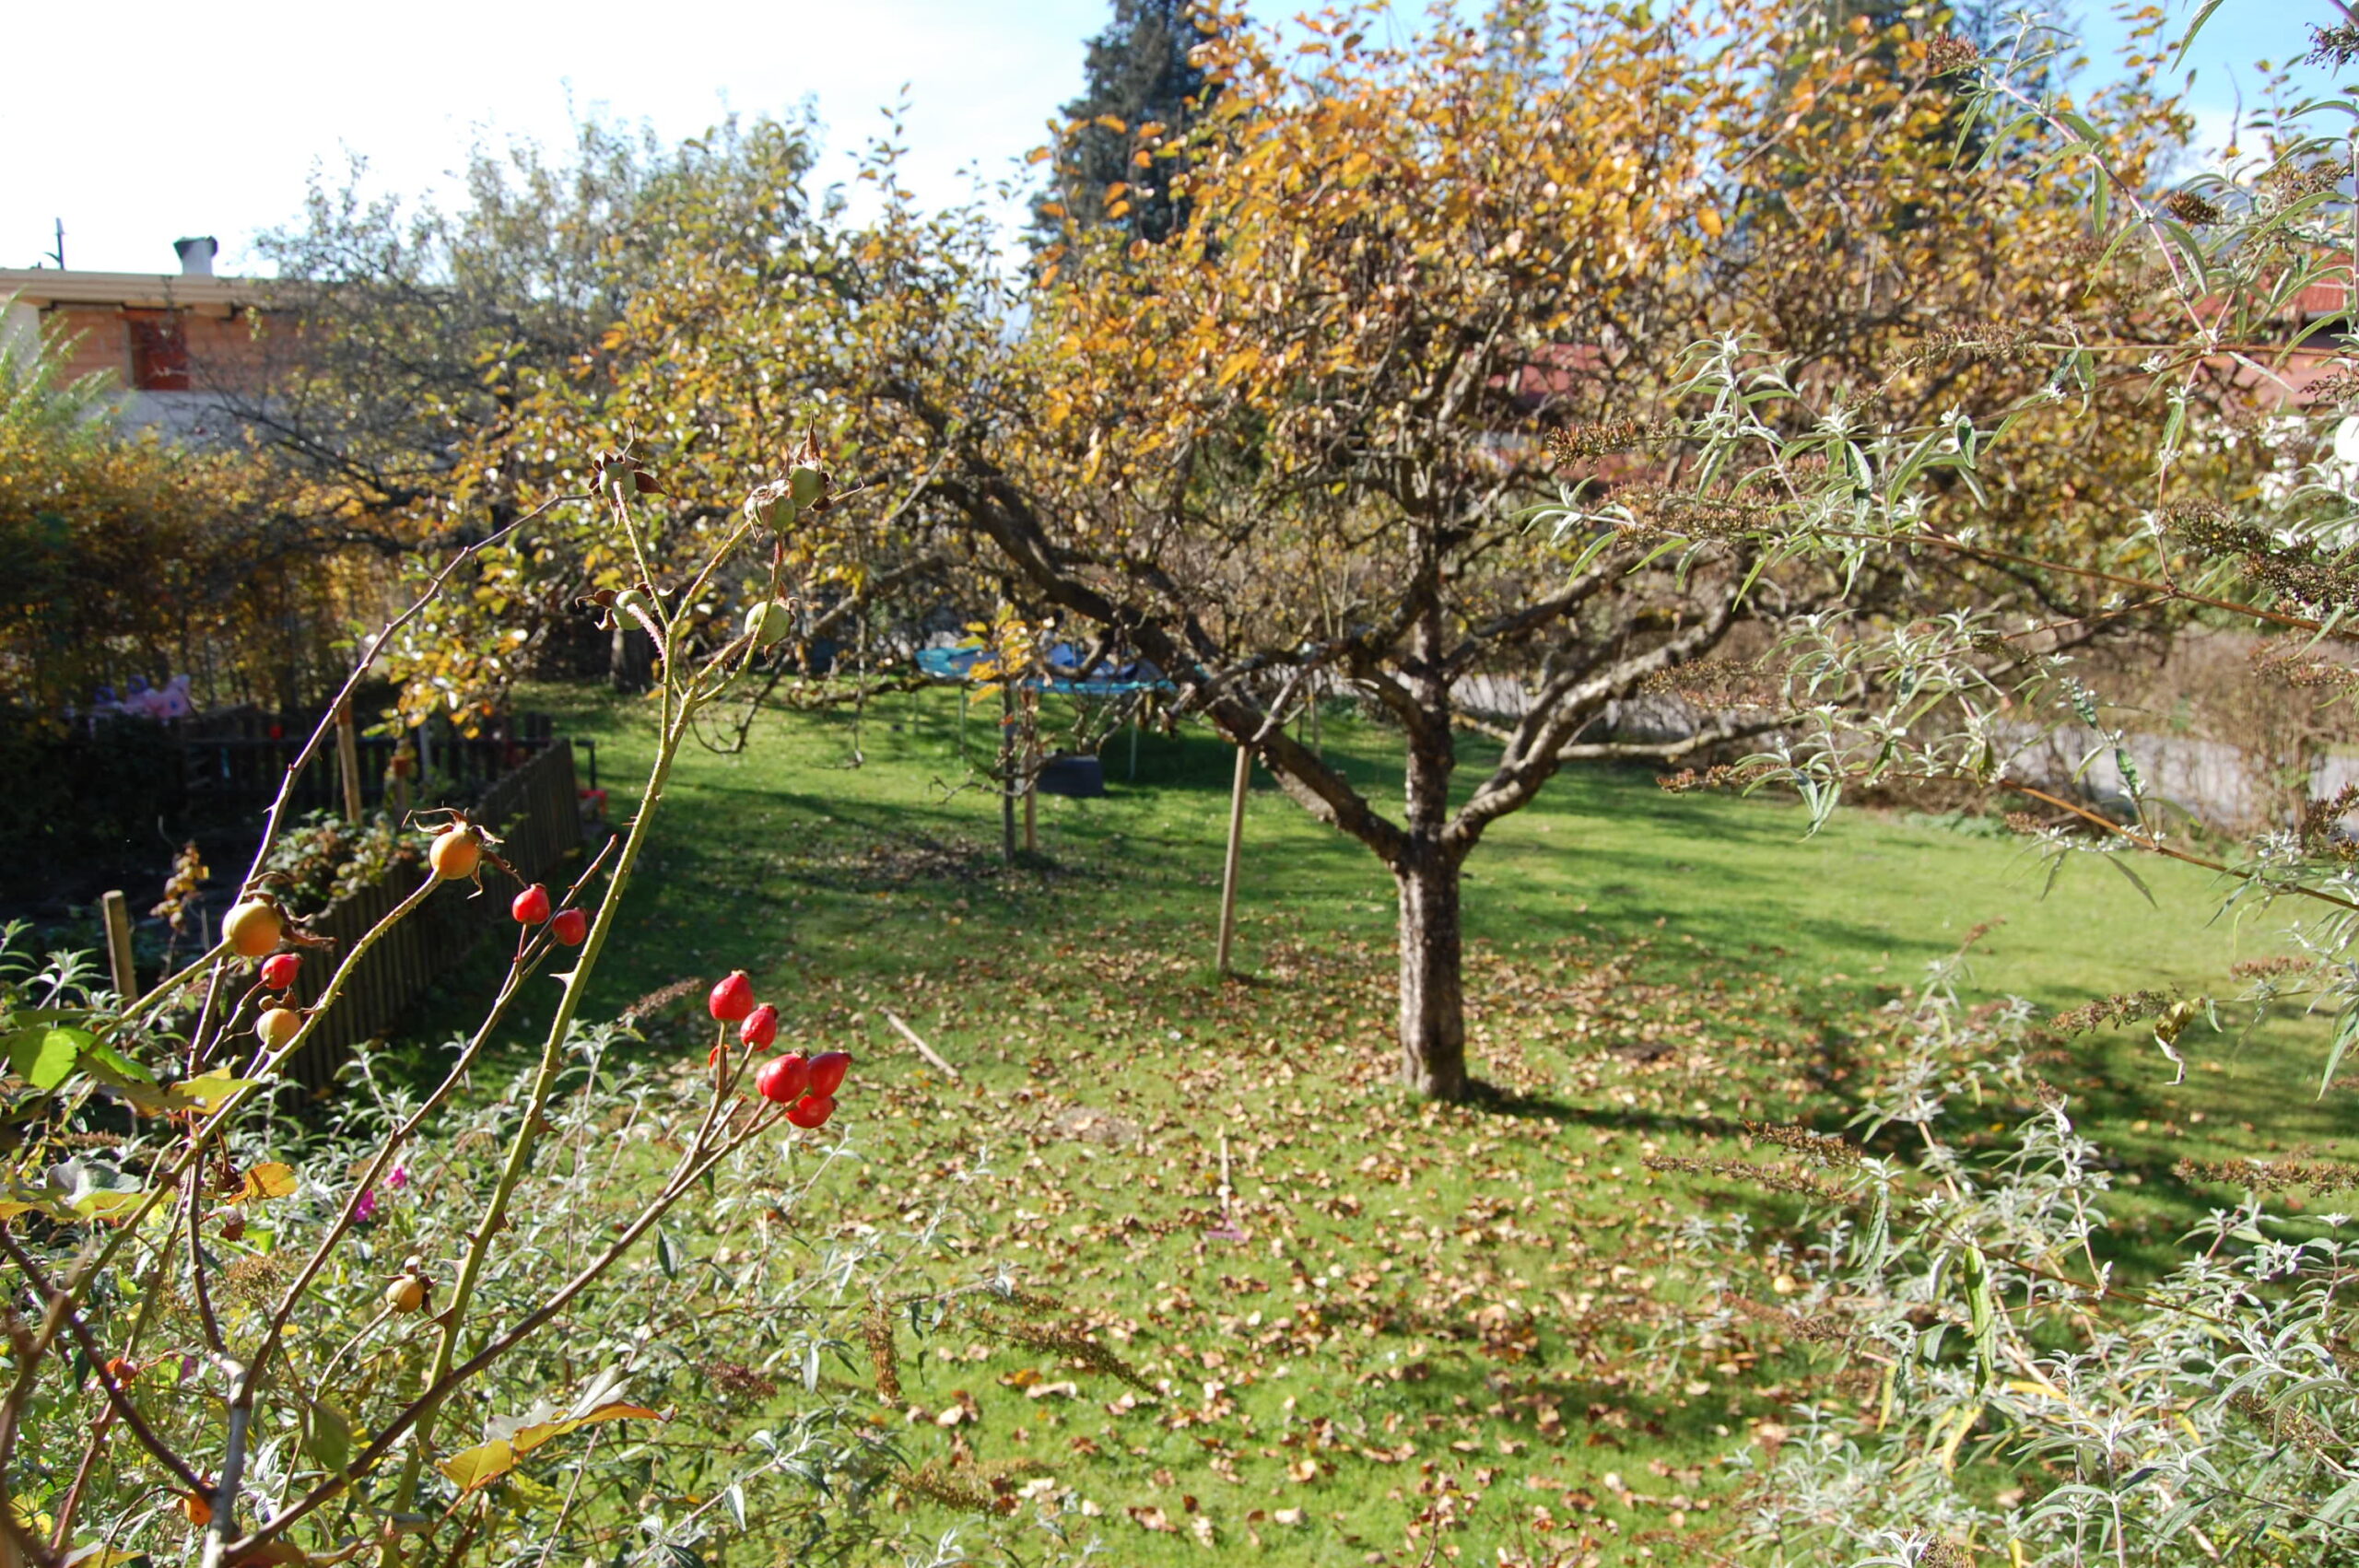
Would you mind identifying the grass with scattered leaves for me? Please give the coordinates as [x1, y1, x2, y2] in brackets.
[396, 685, 2341, 1566]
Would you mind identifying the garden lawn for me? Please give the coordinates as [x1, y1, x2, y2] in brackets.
[405, 685, 2346, 1566]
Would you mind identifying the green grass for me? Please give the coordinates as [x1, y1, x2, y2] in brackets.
[402, 685, 2346, 1565]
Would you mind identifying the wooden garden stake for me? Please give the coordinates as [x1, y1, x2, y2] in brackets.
[100, 891, 136, 999]
[998, 684, 1017, 863]
[1023, 725, 1039, 855]
[883, 1010, 962, 1079]
[1216, 743, 1250, 976]
[335, 700, 364, 823]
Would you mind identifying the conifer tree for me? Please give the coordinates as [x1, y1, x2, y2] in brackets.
[1033, 0, 1215, 250]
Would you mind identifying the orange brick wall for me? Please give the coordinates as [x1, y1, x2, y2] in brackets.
[42, 303, 268, 389]
[47, 305, 129, 382]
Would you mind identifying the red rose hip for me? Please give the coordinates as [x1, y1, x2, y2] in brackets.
[550, 907, 589, 946]
[259, 953, 300, 990]
[511, 883, 551, 924]
[740, 1003, 779, 1049]
[754, 1054, 809, 1105]
[785, 1094, 836, 1129]
[806, 1050, 851, 1097]
[709, 970, 755, 1024]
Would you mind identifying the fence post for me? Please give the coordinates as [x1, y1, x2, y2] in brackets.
[100, 890, 137, 999]
[335, 701, 365, 823]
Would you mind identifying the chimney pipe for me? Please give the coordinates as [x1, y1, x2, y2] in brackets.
[172, 236, 218, 278]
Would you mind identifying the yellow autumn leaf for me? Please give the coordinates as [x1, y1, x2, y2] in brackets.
[237, 1163, 299, 1202]
[72, 1188, 151, 1223]
[437, 1402, 661, 1492]
[173, 1067, 256, 1115]
[61, 1545, 145, 1568]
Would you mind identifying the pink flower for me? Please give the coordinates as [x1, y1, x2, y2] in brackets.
[354, 1188, 379, 1223]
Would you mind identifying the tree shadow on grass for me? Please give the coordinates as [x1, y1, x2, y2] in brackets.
[1463, 1080, 1843, 1150]
[1300, 1303, 1749, 1453]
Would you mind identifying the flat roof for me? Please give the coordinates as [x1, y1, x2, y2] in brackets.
[0, 268, 268, 310]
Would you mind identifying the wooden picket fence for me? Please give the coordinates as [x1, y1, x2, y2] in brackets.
[282, 740, 584, 1090]
[182, 709, 558, 817]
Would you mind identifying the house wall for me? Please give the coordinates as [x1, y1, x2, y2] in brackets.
[40, 302, 264, 389]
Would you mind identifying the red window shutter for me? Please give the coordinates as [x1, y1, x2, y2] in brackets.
[127, 311, 190, 391]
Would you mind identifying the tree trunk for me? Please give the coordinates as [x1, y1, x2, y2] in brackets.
[608, 626, 653, 693]
[1393, 848, 1468, 1101]
[1394, 553, 1467, 1101]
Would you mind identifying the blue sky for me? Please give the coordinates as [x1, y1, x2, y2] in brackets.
[0, 0, 2343, 277]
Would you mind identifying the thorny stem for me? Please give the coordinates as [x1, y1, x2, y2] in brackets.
[231, 495, 585, 909]
[0, 508, 590, 1505]
[92, 938, 230, 1047]
[239, 1102, 785, 1553]
[182, 1167, 229, 1359]
[47, 860, 456, 1374]
[236, 917, 589, 1438]
[47, 1398, 114, 1554]
[0, 869, 442, 1434]
[389, 725, 687, 1510]
[199, 1356, 255, 1568]
[0, 1284, 69, 1568]
[0, 1228, 205, 1494]
[0, 493, 610, 1556]
[393, 499, 756, 1514]
[20, 478, 841, 1562]
[248, 834, 621, 1398]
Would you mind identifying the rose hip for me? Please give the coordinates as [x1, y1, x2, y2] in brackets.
[709, 970, 755, 1023]
[740, 1003, 779, 1049]
[511, 883, 551, 924]
[429, 825, 482, 881]
[754, 1054, 809, 1105]
[224, 899, 282, 959]
[785, 1094, 836, 1129]
[259, 953, 300, 990]
[806, 1050, 851, 1097]
[550, 907, 588, 945]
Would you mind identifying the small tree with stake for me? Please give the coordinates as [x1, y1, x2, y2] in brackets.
[795, 0, 2195, 1100]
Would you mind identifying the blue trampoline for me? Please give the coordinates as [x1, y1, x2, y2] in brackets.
[913, 643, 1171, 696]
[916, 642, 1171, 787]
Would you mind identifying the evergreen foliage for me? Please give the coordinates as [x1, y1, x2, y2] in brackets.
[1033, 0, 1216, 250]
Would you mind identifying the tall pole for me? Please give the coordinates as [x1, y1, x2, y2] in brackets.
[1215, 743, 1250, 976]
[998, 685, 1017, 863]
[1022, 702, 1039, 855]
[334, 699, 365, 822]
